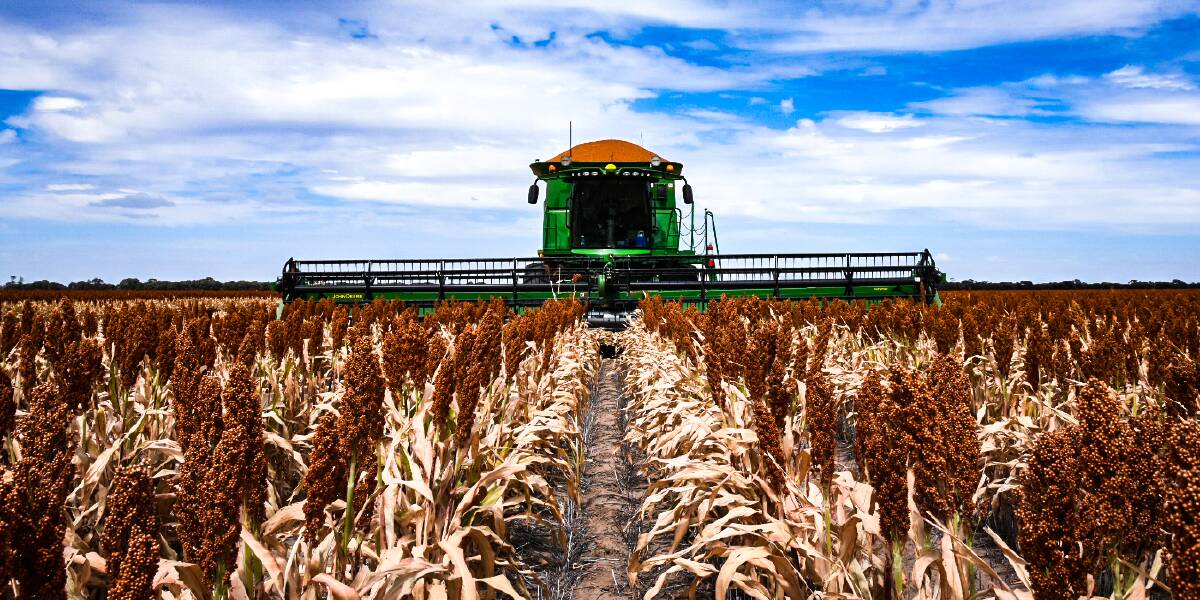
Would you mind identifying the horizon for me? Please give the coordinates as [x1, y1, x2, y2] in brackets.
[2, 1, 1200, 284]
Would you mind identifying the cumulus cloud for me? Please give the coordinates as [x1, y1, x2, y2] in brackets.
[1081, 96, 1200, 125]
[0, 0, 1196, 241]
[1104, 65, 1195, 90]
[911, 87, 1045, 117]
[757, 0, 1194, 52]
[834, 112, 923, 133]
[32, 96, 83, 111]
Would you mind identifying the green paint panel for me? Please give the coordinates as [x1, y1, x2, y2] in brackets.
[544, 210, 570, 251]
[546, 180, 571, 210]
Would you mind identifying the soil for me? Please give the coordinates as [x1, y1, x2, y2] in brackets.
[573, 358, 638, 599]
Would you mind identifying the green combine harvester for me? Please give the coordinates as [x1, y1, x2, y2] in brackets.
[277, 139, 944, 327]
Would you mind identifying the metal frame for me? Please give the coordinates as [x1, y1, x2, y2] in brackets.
[279, 250, 940, 309]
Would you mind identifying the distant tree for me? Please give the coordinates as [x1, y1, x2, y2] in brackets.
[68, 278, 115, 290]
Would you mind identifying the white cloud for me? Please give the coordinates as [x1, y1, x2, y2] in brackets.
[1080, 96, 1200, 125]
[759, 0, 1192, 52]
[0, 130, 14, 143]
[0, 0, 1196, 239]
[1104, 65, 1195, 90]
[912, 87, 1043, 117]
[835, 112, 923, 133]
[32, 96, 84, 111]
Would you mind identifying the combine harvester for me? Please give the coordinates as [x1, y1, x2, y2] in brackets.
[277, 139, 944, 327]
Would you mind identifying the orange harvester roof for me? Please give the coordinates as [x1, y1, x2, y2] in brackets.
[549, 139, 666, 163]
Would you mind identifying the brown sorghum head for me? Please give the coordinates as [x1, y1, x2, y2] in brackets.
[992, 316, 1016, 378]
[266, 319, 289, 360]
[805, 366, 837, 490]
[0, 466, 21, 586]
[925, 354, 981, 519]
[767, 322, 794, 428]
[17, 333, 36, 394]
[172, 331, 222, 452]
[454, 303, 504, 447]
[421, 332, 448, 388]
[381, 311, 426, 391]
[851, 369, 884, 478]
[338, 336, 385, 460]
[452, 325, 480, 406]
[223, 361, 268, 524]
[56, 337, 104, 411]
[303, 412, 345, 546]
[1018, 378, 1161, 599]
[429, 339, 457, 429]
[1164, 356, 1199, 419]
[0, 370, 14, 439]
[745, 319, 777, 405]
[1165, 419, 1200, 599]
[102, 465, 161, 600]
[502, 316, 531, 382]
[0, 308, 18, 356]
[174, 363, 265, 587]
[13, 382, 76, 598]
[1025, 321, 1052, 388]
[329, 307, 350, 350]
[1018, 428, 1087, 600]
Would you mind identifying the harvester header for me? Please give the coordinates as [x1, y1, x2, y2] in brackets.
[277, 139, 944, 327]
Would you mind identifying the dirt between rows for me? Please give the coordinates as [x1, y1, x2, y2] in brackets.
[573, 357, 637, 599]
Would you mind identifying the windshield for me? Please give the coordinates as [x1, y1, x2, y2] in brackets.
[570, 179, 652, 249]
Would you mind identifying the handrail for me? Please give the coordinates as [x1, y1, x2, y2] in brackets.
[279, 252, 941, 305]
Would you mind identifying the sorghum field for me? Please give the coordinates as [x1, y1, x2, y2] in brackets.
[0, 290, 1197, 600]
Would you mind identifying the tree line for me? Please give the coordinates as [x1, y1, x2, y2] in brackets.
[4, 277, 272, 291]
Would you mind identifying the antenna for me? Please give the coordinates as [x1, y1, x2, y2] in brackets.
[568, 121, 572, 159]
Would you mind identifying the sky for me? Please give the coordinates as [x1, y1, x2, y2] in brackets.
[1, 0, 1199, 284]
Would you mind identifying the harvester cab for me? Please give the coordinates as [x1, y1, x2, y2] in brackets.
[276, 139, 945, 327]
[527, 139, 695, 259]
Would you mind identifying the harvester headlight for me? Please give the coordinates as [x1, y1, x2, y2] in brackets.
[561, 156, 571, 166]
[666, 164, 675, 172]
[548, 164, 557, 172]
[650, 156, 661, 167]
[605, 163, 617, 173]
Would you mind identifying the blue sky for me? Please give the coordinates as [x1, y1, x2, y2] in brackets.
[1, 1, 1199, 283]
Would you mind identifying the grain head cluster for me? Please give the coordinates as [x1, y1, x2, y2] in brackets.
[634, 291, 1198, 600]
[0, 289, 1196, 599]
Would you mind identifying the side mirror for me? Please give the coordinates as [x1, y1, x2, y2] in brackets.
[527, 183, 539, 204]
[682, 183, 694, 205]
